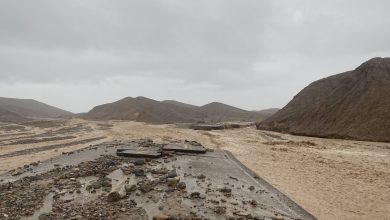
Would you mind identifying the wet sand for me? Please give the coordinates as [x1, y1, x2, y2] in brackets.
[1, 119, 389, 220]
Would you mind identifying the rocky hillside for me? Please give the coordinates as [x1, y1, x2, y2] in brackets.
[257, 57, 390, 142]
[0, 97, 73, 118]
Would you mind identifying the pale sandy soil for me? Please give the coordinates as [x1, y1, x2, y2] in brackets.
[1, 119, 389, 220]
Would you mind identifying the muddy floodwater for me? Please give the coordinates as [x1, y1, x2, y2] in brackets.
[0, 119, 389, 220]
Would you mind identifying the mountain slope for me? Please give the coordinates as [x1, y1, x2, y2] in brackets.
[257, 57, 390, 142]
[0, 97, 73, 118]
[0, 108, 28, 123]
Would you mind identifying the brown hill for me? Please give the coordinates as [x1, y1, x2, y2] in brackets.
[0, 108, 28, 123]
[84, 97, 206, 123]
[199, 102, 263, 122]
[0, 97, 73, 118]
[257, 57, 390, 142]
[84, 97, 268, 123]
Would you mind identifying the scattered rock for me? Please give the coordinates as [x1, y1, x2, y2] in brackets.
[167, 169, 177, 178]
[107, 191, 125, 202]
[135, 168, 145, 177]
[125, 184, 137, 193]
[190, 192, 201, 199]
[167, 177, 180, 187]
[177, 181, 186, 190]
[214, 206, 226, 215]
[197, 174, 206, 179]
[134, 159, 145, 166]
[138, 182, 153, 193]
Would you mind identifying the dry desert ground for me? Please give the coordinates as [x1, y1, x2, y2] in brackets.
[0, 119, 389, 220]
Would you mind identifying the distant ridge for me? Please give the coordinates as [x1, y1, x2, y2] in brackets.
[84, 97, 275, 123]
[199, 102, 261, 122]
[257, 57, 390, 142]
[84, 96, 205, 123]
[0, 97, 73, 118]
[254, 108, 280, 117]
[162, 100, 198, 109]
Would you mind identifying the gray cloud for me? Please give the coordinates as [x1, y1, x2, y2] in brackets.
[1, 0, 390, 112]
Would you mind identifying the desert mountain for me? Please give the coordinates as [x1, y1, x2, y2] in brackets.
[0, 97, 73, 118]
[84, 97, 269, 123]
[199, 102, 262, 122]
[84, 97, 205, 123]
[0, 108, 28, 123]
[257, 57, 390, 142]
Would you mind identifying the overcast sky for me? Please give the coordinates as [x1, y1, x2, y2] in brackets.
[1, 0, 390, 113]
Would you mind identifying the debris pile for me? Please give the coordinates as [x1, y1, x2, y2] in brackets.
[0, 139, 316, 220]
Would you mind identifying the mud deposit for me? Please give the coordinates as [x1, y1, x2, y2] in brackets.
[1, 119, 389, 220]
[0, 140, 314, 220]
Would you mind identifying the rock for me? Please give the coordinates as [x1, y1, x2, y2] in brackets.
[101, 179, 112, 187]
[167, 177, 180, 187]
[134, 168, 145, 176]
[134, 159, 145, 166]
[197, 174, 206, 179]
[250, 199, 258, 206]
[249, 185, 255, 191]
[139, 182, 152, 193]
[107, 191, 125, 202]
[229, 176, 238, 181]
[190, 192, 201, 198]
[11, 169, 23, 176]
[177, 181, 186, 190]
[153, 214, 169, 220]
[38, 213, 52, 220]
[219, 187, 232, 193]
[167, 169, 177, 178]
[214, 206, 226, 215]
[125, 184, 137, 193]
[105, 160, 116, 167]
